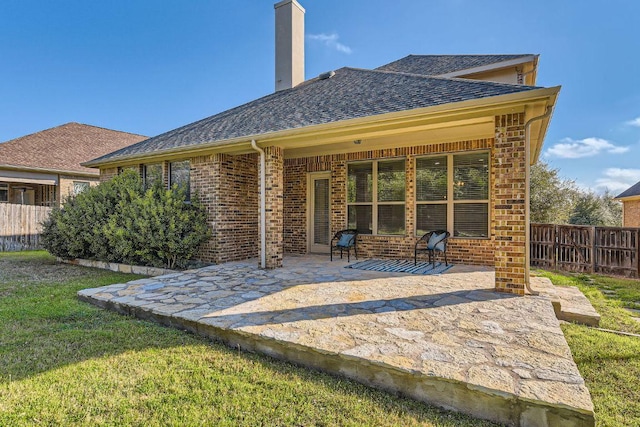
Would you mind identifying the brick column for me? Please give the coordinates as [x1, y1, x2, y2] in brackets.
[330, 156, 347, 235]
[493, 113, 527, 295]
[262, 146, 284, 268]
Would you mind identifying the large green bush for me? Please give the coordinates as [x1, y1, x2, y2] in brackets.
[42, 170, 210, 269]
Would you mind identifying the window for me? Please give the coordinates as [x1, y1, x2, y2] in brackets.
[347, 159, 405, 235]
[117, 165, 139, 175]
[0, 183, 8, 202]
[143, 163, 163, 189]
[416, 152, 489, 238]
[73, 181, 90, 196]
[169, 160, 190, 200]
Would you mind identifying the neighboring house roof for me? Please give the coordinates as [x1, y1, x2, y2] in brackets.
[87, 67, 540, 165]
[616, 181, 640, 199]
[0, 123, 147, 176]
[376, 54, 535, 76]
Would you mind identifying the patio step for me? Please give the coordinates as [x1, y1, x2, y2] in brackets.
[530, 277, 601, 327]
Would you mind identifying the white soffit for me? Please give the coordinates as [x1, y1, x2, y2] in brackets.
[0, 169, 58, 185]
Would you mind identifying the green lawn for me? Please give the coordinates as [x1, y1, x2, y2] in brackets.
[0, 251, 497, 427]
[535, 269, 640, 426]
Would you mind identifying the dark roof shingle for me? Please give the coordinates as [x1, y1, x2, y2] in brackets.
[376, 54, 534, 76]
[0, 123, 147, 175]
[91, 67, 539, 163]
[616, 181, 640, 199]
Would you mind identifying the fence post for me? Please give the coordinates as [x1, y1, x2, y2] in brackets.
[553, 224, 558, 270]
[591, 226, 596, 274]
[636, 228, 640, 277]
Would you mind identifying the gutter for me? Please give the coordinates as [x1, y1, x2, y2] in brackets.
[524, 106, 553, 296]
[250, 139, 267, 269]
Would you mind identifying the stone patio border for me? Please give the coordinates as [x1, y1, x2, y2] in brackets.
[59, 257, 176, 276]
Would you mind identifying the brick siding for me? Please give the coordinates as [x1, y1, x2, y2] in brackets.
[283, 138, 498, 268]
[623, 200, 640, 228]
[98, 117, 529, 295]
[191, 153, 259, 264]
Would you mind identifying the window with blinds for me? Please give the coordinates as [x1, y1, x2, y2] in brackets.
[416, 152, 489, 238]
[347, 159, 405, 235]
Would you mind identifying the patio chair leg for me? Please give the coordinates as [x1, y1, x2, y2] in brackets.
[330, 249, 333, 262]
[347, 249, 350, 262]
[444, 252, 448, 266]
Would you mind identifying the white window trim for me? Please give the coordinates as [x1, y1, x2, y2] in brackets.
[415, 151, 491, 239]
[347, 158, 406, 236]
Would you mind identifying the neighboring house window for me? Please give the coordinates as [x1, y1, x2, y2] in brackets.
[143, 163, 163, 189]
[73, 181, 90, 196]
[169, 160, 190, 200]
[0, 183, 8, 202]
[347, 159, 405, 235]
[416, 152, 489, 238]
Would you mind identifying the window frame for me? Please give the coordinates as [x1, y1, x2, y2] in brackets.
[0, 183, 8, 203]
[415, 150, 490, 239]
[169, 160, 191, 201]
[72, 181, 90, 196]
[347, 158, 406, 236]
[142, 163, 164, 189]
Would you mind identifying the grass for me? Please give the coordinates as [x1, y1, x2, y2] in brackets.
[535, 269, 640, 426]
[0, 251, 497, 427]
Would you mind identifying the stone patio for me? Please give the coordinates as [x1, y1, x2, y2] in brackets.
[78, 255, 596, 426]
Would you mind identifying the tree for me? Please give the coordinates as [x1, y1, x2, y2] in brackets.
[529, 161, 622, 226]
[42, 170, 210, 269]
[569, 191, 622, 226]
[530, 161, 578, 224]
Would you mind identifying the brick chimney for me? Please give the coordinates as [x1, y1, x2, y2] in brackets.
[274, 0, 305, 91]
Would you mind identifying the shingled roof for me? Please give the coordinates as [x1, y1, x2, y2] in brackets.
[89, 67, 540, 164]
[616, 181, 640, 199]
[0, 123, 147, 175]
[376, 54, 535, 76]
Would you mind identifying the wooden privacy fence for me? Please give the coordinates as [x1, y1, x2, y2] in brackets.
[531, 223, 640, 278]
[0, 204, 52, 251]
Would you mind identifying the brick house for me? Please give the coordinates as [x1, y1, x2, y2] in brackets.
[0, 123, 146, 206]
[616, 181, 640, 227]
[85, 0, 560, 295]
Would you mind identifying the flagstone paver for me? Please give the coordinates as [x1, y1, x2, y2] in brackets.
[79, 255, 595, 427]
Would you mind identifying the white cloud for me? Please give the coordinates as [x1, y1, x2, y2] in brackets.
[545, 137, 629, 159]
[626, 117, 640, 127]
[595, 168, 640, 193]
[307, 33, 352, 54]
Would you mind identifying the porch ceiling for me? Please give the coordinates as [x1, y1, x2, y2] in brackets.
[283, 117, 494, 159]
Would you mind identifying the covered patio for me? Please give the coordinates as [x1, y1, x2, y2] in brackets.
[79, 255, 595, 426]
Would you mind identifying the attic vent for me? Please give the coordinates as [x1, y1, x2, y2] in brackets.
[318, 70, 335, 80]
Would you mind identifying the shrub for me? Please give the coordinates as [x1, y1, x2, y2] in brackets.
[42, 170, 210, 269]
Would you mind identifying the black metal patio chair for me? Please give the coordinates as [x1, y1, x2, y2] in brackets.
[330, 229, 358, 262]
[414, 230, 450, 266]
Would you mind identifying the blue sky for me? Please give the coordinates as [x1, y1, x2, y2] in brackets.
[1, 0, 639, 194]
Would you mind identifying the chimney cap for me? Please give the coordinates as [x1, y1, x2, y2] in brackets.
[274, 0, 305, 12]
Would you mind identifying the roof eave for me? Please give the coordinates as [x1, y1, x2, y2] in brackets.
[84, 86, 561, 169]
[0, 164, 98, 177]
[615, 194, 640, 202]
[436, 55, 539, 79]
